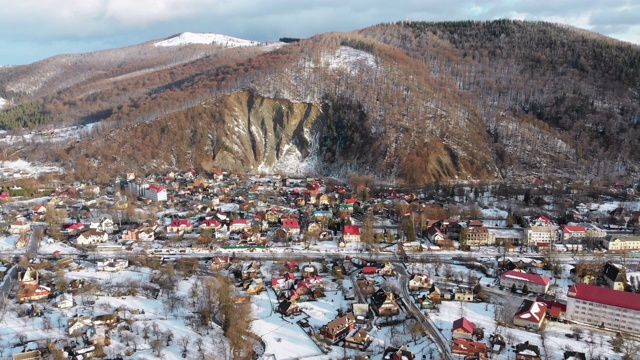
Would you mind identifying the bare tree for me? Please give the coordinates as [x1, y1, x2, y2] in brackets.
[178, 336, 190, 354]
[150, 339, 164, 357]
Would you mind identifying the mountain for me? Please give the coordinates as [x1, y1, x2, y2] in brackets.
[1, 21, 639, 185]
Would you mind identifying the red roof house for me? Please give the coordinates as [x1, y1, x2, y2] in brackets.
[452, 317, 475, 340]
[513, 300, 547, 329]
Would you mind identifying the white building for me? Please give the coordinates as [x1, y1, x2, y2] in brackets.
[602, 236, 640, 251]
[527, 225, 559, 245]
[499, 270, 550, 294]
[145, 185, 167, 202]
[567, 283, 640, 334]
[76, 229, 108, 245]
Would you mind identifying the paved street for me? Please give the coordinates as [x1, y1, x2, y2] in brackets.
[394, 262, 453, 360]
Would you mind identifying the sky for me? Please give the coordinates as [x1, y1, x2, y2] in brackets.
[1, 0, 639, 66]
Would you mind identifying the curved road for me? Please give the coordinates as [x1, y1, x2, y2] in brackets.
[393, 262, 453, 360]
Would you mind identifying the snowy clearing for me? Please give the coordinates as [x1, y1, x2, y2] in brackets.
[155, 32, 260, 47]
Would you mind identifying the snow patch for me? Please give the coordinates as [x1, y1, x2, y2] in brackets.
[0, 97, 6, 109]
[155, 32, 260, 48]
[321, 46, 377, 74]
[0, 159, 62, 179]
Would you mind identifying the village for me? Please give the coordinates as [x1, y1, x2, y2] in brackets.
[0, 169, 640, 360]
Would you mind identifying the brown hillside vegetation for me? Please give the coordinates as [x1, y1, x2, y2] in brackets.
[1, 20, 640, 184]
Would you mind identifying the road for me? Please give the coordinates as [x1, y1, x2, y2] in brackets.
[393, 262, 453, 360]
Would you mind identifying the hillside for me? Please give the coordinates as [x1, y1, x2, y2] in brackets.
[1, 21, 639, 185]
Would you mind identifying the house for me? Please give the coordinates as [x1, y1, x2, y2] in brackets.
[17, 285, 51, 302]
[246, 278, 264, 294]
[89, 216, 116, 233]
[454, 288, 474, 302]
[10, 220, 30, 234]
[56, 293, 74, 309]
[96, 259, 128, 272]
[76, 229, 108, 245]
[32, 205, 46, 215]
[513, 299, 547, 329]
[65, 222, 86, 235]
[499, 270, 550, 294]
[307, 222, 321, 234]
[167, 219, 193, 233]
[371, 289, 400, 316]
[426, 226, 446, 243]
[272, 273, 296, 292]
[229, 219, 251, 232]
[342, 225, 361, 243]
[566, 283, 640, 334]
[93, 313, 120, 326]
[282, 219, 300, 235]
[122, 226, 155, 241]
[515, 341, 541, 360]
[409, 274, 430, 291]
[344, 328, 371, 349]
[242, 263, 262, 280]
[452, 317, 475, 340]
[382, 346, 416, 360]
[276, 299, 300, 316]
[265, 209, 279, 224]
[320, 313, 356, 343]
[68, 315, 92, 335]
[199, 219, 222, 231]
[602, 262, 627, 291]
[535, 297, 567, 320]
[211, 256, 231, 270]
[452, 339, 488, 358]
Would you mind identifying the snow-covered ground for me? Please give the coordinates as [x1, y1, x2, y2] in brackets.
[0, 159, 62, 179]
[0, 263, 229, 360]
[0, 97, 6, 109]
[322, 46, 378, 74]
[155, 32, 260, 47]
[0, 235, 24, 253]
[0, 122, 97, 145]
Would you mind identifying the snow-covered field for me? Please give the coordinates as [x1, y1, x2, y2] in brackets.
[155, 32, 260, 47]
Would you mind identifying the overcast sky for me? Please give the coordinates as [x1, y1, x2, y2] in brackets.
[1, 0, 639, 65]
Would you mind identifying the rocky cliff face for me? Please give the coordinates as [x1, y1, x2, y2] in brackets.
[212, 91, 322, 175]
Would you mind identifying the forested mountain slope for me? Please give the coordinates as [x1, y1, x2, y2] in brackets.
[1, 21, 639, 185]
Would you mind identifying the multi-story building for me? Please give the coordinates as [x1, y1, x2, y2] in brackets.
[499, 270, 550, 294]
[561, 225, 586, 244]
[567, 283, 640, 334]
[602, 235, 640, 251]
[145, 184, 167, 202]
[461, 226, 492, 246]
[526, 225, 559, 246]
